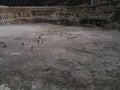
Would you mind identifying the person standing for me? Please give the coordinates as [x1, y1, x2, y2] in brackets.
[22, 42, 24, 46]
[41, 34, 43, 36]
[37, 40, 40, 44]
[41, 40, 43, 44]
[3, 44, 7, 48]
[38, 35, 41, 39]
[31, 46, 33, 51]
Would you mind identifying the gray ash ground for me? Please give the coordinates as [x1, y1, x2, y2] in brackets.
[0, 23, 120, 90]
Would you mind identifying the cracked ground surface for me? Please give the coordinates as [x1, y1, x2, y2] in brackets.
[0, 23, 120, 90]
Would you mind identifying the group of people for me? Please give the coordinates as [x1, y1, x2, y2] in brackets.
[2, 34, 44, 51]
[22, 34, 44, 51]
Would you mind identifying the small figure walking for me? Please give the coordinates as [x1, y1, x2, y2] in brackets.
[37, 40, 40, 44]
[41, 40, 44, 44]
[31, 46, 33, 51]
[41, 34, 43, 36]
[22, 42, 24, 46]
[3, 44, 7, 48]
[38, 35, 41, 39]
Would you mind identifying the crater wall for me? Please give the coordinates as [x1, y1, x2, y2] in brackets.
[0, 4, 120, 28]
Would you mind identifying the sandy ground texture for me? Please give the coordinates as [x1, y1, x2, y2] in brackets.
[0, 23, 120, 90]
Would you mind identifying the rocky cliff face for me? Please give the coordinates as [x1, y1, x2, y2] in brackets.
[0, 3, 120, 30]
[0, 1, 120, 30]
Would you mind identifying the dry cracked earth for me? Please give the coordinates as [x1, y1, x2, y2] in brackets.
[0, 23, 120, 90]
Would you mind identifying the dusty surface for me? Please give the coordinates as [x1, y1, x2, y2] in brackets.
[0, 23, 120, 90]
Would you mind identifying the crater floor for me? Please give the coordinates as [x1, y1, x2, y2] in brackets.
[0, 23, 120, 90]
